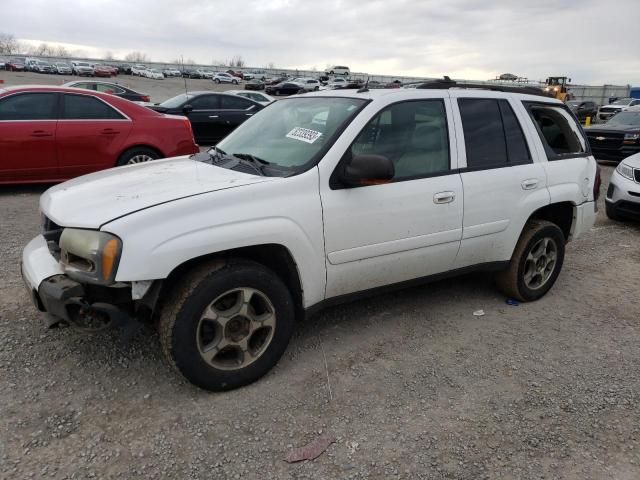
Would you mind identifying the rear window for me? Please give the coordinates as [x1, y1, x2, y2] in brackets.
[524, 102, 588, 159]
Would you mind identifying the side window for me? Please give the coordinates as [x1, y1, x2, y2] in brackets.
[350, 99, 450, 180]
[72, 83, 93, 91]
[96, 84, 125, 94]
[221, 96, 254, 110]
[62, 94, 125, 120]
[458, 98, 531, 169]
[498, 100, 531, 164]
[524, 102, 587, 159]
[458, 98, 507, 168]
[190, 95, 220, 109]
[0, 93, 58, 120]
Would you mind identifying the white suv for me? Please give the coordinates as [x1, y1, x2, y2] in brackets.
[326, 65, 350, 76]
[22, 86, 599, 391]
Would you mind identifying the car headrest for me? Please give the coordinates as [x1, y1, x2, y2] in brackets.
[411, 124, 443, 151]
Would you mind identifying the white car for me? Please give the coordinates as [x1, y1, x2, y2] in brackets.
[131, 64, 147, 76]
[71, 61, 94, 77]
[163, 68, 182, 77]
[22, 87, 599, 392]
[597, 98, 640, 122]
[326, 77, 349, 89]
[291, 78, 321, 92]
[325, 65, 350, 76]
[606, 152, 640, 221]
[213, 72, 241, 84]
[226, 90, 275, 105]
[244, 70, 267, 81]
[144, 68, 164, 80]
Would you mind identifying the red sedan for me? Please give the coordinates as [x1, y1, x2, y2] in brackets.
[93, 65, 114, 77]
[0, 86, 199, 184]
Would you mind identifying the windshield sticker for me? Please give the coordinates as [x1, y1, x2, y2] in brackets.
[286, 127, 323, 144]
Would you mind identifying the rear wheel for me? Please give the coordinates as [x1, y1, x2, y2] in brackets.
[496, 220, 565, 302]
[116, 147, 160, 166]
[232, 80, 238, 85]
[158, 259, 295, 391]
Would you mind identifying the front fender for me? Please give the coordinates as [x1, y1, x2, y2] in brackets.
[103, 170, 326, 307]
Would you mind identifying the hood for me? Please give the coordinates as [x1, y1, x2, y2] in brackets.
[621, 152, 640, 168]
[41, 156, 272, 229]
[586, 124, 640, 133]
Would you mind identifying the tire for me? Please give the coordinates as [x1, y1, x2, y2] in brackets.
[116, 146, 160, 167]
[232, 80, 238, 85]
[214, 78, 220, 84]
[329, 70, 334, 75]
[606, 202, 622, 221]
[158, 258, 295, 391]
[495, 220, 565, 302]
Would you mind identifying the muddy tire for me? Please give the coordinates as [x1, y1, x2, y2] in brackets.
[496, 220, 565, 302]
[158, 258, 295, 391]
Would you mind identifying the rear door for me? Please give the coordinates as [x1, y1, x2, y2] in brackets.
[187, 94, 221, 144]
[56, 93, 133, 177]
[218, 96, 262, 140]
[450, 92, 549, 268]
[0, 92, 59, 182]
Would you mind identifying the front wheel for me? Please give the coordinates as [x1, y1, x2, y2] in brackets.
[158, 259, 295, 391]
[232, 80, 238, 85]
[214, 78, 220, 84]
[496, 220, 565, 302]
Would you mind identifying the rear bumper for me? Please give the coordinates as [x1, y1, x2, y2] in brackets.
[571, 201, 597, 240]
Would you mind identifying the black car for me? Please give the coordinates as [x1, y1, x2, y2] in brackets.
[149, 92, 264, 144]
[245, 79, 265, 91]
[62, 81, 151, 103]
[585, 109, 640, 161]
[567, 100, 598, 121]
[265, 82, 305, 96]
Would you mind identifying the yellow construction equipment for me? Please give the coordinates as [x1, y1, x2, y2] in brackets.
[544, 76, 572, 102]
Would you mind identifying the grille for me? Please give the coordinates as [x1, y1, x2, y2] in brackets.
[635, 169, 640, 183]
[586, 132, 624, 151]
[617, 201, 640, 216]
[41, 215, 63, 261]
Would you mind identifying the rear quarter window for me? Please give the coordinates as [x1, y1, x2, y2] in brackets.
[523, 102, 588, 160]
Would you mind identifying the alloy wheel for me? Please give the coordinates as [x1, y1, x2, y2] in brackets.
[523, 237, 558, 290]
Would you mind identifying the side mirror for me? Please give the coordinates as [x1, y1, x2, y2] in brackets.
[182, 104, 193, 113]
[338, 154, 394, 187]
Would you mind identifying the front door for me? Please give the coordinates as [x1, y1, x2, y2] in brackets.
[186, 94, 221, 144]
[0, 92, 59, 182]
[320, 98, 464, 298]
[56, 93, 132, 177]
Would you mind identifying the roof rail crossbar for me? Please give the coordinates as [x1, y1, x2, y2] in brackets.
[416, 77, 552, 98]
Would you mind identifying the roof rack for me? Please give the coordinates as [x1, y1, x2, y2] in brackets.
[416, 76, 552, 98]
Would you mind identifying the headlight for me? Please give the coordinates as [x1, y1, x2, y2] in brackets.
[616, 162, 634, 181]
[59, 229, 122, 285]
[623, 133, 640, 144]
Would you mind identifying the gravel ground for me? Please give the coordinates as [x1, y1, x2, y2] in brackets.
[1, 162, 640, 479]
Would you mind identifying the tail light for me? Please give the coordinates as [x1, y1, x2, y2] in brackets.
[183, 118, 197, 145]
[141, 95, 150, 102]
[593, 163, 602, 201]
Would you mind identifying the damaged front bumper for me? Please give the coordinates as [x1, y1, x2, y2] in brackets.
[21, 235, 147, 328]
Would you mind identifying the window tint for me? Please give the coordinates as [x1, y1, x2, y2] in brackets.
[458, 98, 507, 168]
[525, 102, 587, 158]
[0, 93, 58, 120]
[458, 98, 531, 168]
[221, 96, 254, 110]
[351, 100, 450, 179]
[72, 83, 94, 91]
[498, 100, 531, 164]
[190, 95, 220, 109]
[96, 84, 125, 94]
[62, 94, 124, 120]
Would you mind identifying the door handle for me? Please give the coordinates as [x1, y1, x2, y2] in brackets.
[245, 113, 254, 116]
[521, 179, 539, 190]
[101, 128, 120, 135]
[30, 130, 53, 137]
[433, 191, 455, 204]
[208, 115, 219, 118]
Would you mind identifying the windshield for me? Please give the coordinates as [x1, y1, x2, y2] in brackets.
[159, 93, 193, 108]
[611, 98, 632, 105]
[606, 112, 640, 126]
[217, 97, 367, 173]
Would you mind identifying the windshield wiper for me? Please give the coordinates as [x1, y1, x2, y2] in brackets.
[231, 153, 271, 175]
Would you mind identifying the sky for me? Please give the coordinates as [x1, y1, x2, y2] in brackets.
[2, 0, 639, 85]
